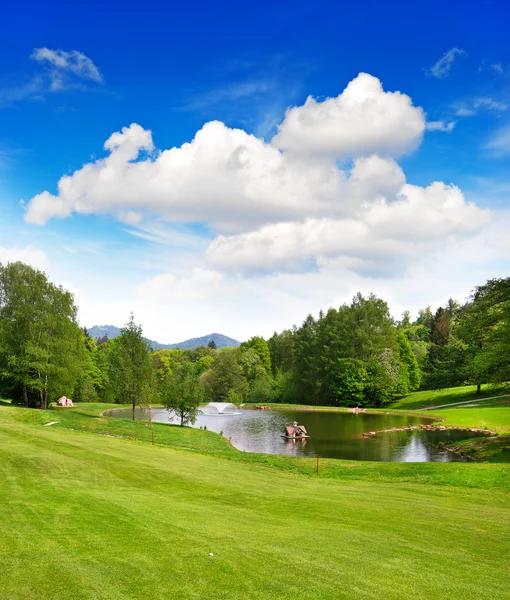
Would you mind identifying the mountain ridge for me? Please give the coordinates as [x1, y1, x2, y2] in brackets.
[87, 325, 240, 350]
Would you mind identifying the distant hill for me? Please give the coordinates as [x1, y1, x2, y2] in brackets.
[167, 333, 240, 350]
[87, 325, 240, 350]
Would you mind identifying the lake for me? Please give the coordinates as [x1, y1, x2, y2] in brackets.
[107, 406, 486, 462]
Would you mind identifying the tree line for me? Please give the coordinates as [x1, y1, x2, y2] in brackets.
[1, 261, 508, 420]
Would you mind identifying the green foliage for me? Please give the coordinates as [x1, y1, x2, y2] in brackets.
[240, 336, 271, 373]
[457, 278, 510, 387]
[269, 294, 402, 407]
[267, 329, 295, 376]
[329, 358, 367, 406]
[109, 313, 155, 418]
[160, 361, 203, 426]
[0, 261, 85, 408]
[201, 348, 245, 402]
[395, 332, 421, 394]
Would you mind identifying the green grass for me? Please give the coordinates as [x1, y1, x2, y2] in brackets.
[450, 436, 510, 463]
[5, 401, 509, 488]
[390, 384, 509, 410]
[432, 405, 510, 433]
[0, 401, 509, 599]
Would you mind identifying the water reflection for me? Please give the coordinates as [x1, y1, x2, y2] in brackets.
[107, 407, 485, 463]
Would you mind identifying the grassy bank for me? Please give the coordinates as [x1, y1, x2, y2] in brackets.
[390, 384, 509, 410]
[3, 401, 509, 487]
[0, 401, 509, 600]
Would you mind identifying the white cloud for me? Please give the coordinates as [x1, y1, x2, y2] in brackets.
[206, 182, 492, 275]
[454, 105, 477, 117]
[21, 71, 507, 341]
[428, 48, 465, 78]
[0, 48, 103, 107]
[25, 120, 346, 232]
[479, 60, 505, 75]
[453, 97, 508, 118]
[426, 120, 456, 132]
[0, 246, 49, 271]
[130, 211, 510, 342]
[272, 73, 425, 157]
[31, 48, 103, 87]
[474, 97, 508, 112]
[139, 268, 223, 301]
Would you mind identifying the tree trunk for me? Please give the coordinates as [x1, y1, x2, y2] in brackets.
[180, 411, 184, 427]
[476, 383, 481, 394]
[132, 400, 135, 421]
[23, 384, 28, 407]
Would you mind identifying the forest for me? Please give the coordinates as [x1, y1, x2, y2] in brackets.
[1, 261, 508, 418]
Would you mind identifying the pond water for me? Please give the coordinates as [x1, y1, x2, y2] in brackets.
[107, 406, 487, 462]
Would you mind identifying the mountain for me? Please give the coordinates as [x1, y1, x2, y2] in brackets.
[88, 325, 122, 340]
[167, 333, 240, 350]
[87, 325, 240, 350]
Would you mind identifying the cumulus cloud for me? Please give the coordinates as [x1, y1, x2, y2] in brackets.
[0, 246, 49, 271]
[31, 48, 103, 89]
[25, 120, 345, 231]
[206, 182, 492, 275]
[23, 72, 496, 283]
[426, 120, 456, 132]
[428, 48, 465, 78]
[272, 73, 425, 157]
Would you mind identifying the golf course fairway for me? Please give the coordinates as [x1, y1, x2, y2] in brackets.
[0, 403, 509, 600]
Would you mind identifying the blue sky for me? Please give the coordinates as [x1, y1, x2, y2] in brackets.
[1, 0, 509, 342]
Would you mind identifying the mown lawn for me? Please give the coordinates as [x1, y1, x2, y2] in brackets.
[0, 402, 509, 599]
[434, 404, 510, 432]
[390, 384, 509, 410]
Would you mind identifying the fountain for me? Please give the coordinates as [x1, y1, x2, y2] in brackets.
[203, 402, 241, 415]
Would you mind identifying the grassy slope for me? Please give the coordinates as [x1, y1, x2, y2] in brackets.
[5, 402, 509, 488]
[0, 404, 509, 600]
[390, 384, 509, 410]
[388, 387, 510, 462]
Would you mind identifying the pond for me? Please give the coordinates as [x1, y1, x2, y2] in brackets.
[107, 406, 487, 462]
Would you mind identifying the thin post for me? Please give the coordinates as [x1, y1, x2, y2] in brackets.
[152, 430, 154, 446]
[149, 404, 152, 428]
[316, 454, 320, 474]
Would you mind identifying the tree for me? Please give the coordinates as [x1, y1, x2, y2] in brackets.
[395, 332, 421, 394]
[73, 334, 102, 403]
[207, 340, 217, 350]
[457, 278, 510, 389]
[268, 329, 295, 377]
[329, 358, 367, 406]
[0, 262, 85, 408]
[238, 348, 273, 403]
[111, 313, 154, 420]
[201, 348, 244, 402]
[161, 362, 203, 426]
[240, 336, 271, 373]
